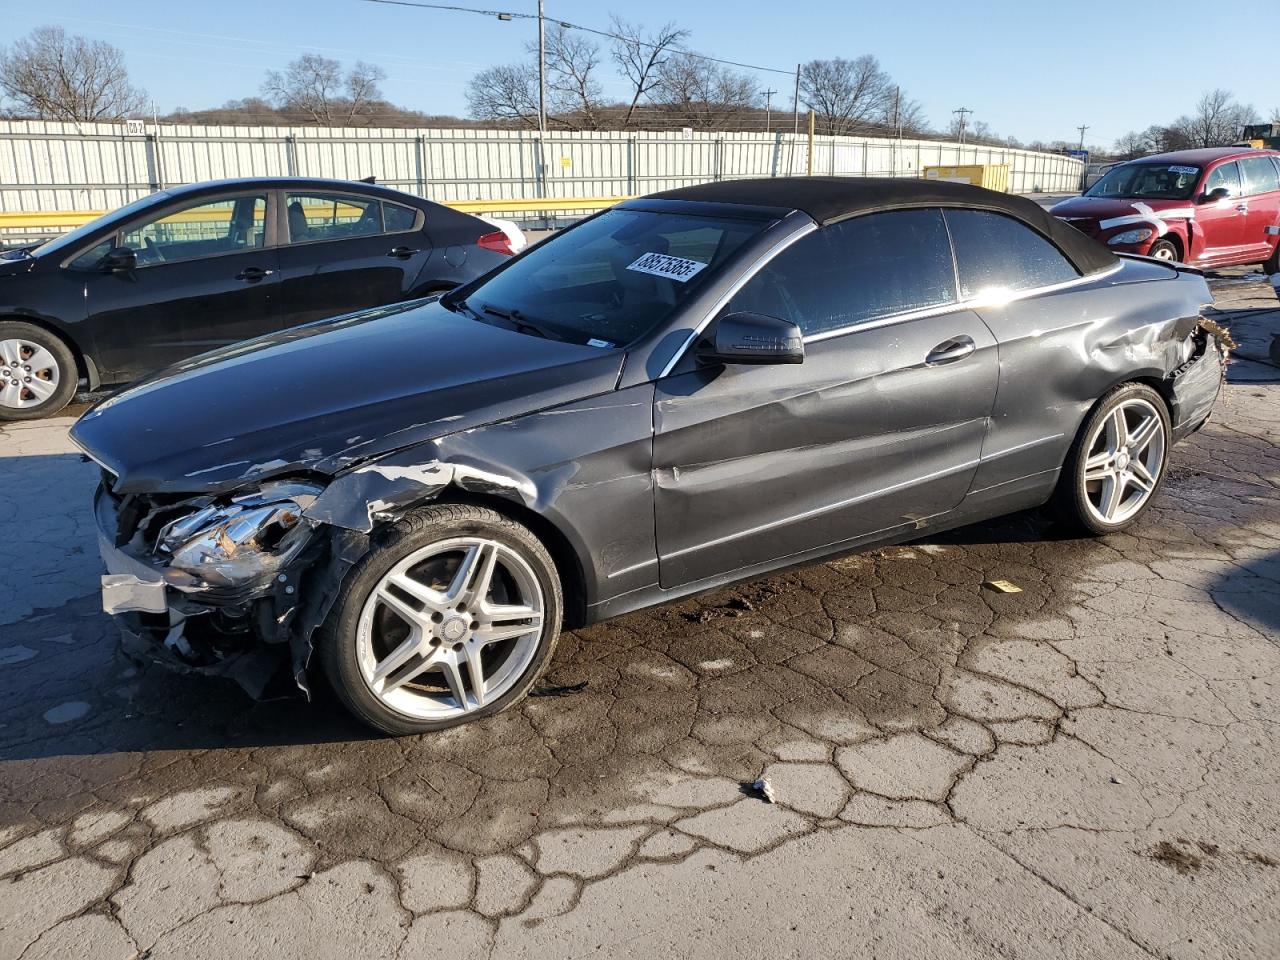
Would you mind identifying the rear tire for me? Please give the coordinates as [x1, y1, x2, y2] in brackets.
[1053, 383, 1171, 536]
[0, 322, 78, 421]
[1263, 241, 1279, 275]
[1148, 239, 1178, 262]
[318, 504, 562, 736]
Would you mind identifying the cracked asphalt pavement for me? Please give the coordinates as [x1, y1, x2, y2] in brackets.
[1, 271, 1277, 960]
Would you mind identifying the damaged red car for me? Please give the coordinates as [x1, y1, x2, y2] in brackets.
[1051, 148, 1280, 271]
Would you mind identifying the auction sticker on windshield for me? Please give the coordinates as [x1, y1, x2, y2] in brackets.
[626, 252, 708, 282]
[1168, 165, 1199, 175]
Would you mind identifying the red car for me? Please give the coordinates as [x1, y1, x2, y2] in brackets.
[1052, 147, 1280, 272]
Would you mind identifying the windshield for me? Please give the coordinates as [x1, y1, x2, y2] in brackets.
[452, 208, 767, 347]
[30, 192, 168, 260]
[1085, 163, 1200, 201]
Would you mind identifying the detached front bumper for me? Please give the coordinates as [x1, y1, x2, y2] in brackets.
[92, 483, 349, 699]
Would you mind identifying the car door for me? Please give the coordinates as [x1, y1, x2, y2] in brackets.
[1192, 161, 1251, 265]
[942, 208, 1112, 493]
[652, 209, 999, 589]
[275, 190, 433, 327]
[79, 192, 280, 382]
[1236, 155, 1280, 263]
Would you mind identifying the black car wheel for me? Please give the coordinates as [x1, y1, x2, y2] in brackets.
[1264, 241, 1279, 276]
[1148, 239, 1178, 262]
[318, 504, 563, 736]
[1054, 383, 1171, 536]
[0, 322, 78, 421]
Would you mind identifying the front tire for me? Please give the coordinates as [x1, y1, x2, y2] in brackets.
[318, 504, 562, 736]
[1148, 239, 1178, 262]
[1053, 383, 1171, 536]
[0, 322, 78, 421]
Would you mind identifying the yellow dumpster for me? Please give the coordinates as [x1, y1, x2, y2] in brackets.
[923, 164, 1009, 192]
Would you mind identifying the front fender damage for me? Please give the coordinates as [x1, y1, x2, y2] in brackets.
[107, 449, 540, 700]
[304, 455, 538, 533]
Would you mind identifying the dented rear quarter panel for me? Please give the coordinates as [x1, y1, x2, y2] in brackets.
[969, 257, 1213, 495]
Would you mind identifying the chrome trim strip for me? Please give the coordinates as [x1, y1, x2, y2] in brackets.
[656, 214, 817, 379]
[662, 456, 981, 560]
[978, 433, 1065, 463]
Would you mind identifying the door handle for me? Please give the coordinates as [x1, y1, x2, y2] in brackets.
[235, 266, 274, 283]
[925, 336, 977, 365]
[387, 246, 420, 259]
[1234, 203, 1249, 214]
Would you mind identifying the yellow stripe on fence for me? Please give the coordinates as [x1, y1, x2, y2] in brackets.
[0, 196, 633, 232]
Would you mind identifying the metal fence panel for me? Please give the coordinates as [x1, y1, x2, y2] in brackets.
[0, 119, 1084, 239]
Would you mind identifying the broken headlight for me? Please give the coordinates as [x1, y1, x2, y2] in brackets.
[155, 481, 323, 588]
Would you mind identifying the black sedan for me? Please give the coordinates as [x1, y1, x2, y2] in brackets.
[71, 177, 1224, 735]
[0, 177, 515, 419]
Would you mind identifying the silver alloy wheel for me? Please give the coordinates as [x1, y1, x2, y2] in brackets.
[355, 537, 545, 720]
[0, 338, 60, 410]
[1081, 397, 1166, 525]
[1151, 244, 1176, 261]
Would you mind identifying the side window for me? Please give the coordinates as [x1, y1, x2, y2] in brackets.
[729, 209, 957, 337]
[121, 195, 267, 265]
[1238, 156, 1280, 196]
[383, 201, 418, 233]
[285, 192, 383, 243]
[68, 239, 113, 271]
[944, 209, 1078, 298]
[1203, 162, 1240, 198]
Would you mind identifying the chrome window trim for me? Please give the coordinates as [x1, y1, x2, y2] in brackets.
[803, 260, 1122, 344]
[659, 211, 1124, 372]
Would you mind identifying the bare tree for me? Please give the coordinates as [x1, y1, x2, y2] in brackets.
[525, 25, 604, 129]
[881, 87, 928, 136]
[609, 17, 688, 128]
[1113, 130, 1148, 160]
[799, 56, 891, 136]
[465, 63, 538, 126]
[1178, 89, 1258, 147]
[262, 54, 386, 125]
[652, 53, 756, 129]
[0, 26, 147, 121]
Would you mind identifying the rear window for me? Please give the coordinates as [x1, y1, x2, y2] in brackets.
[1239, 155, 1280, 195]
[945, 210, 1079, 297]
[1085, 163, 1201, 201]
[454, 208, 765, 347]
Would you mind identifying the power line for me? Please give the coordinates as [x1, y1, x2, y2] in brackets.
[360, 0, 796, 76]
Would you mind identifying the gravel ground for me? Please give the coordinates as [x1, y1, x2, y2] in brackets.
[0, 270, 1276, 960]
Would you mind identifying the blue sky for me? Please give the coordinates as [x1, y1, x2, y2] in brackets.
[6, 0, 1273, 147]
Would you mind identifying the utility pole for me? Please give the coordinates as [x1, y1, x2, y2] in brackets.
[1076, 124, 1089, 150]
[953, 106, 973, 144]
[762, 87, 777, 133]
[537, 0, 547, 135]
[792, 64, 801, 135]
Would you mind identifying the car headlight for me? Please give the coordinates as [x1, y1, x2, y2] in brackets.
[156, 481, 323, 587]
[1107, 228, 1154, 246]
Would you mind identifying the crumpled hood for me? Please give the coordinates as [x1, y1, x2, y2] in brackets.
[71, 299, 625, 494]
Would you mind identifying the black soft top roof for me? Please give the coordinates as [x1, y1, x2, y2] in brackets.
[648, 176, 1117, 277]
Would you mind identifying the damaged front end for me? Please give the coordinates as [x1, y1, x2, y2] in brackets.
[94, 476, 362, 699]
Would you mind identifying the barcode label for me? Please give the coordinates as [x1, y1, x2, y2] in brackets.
[626, 252, 708, 283]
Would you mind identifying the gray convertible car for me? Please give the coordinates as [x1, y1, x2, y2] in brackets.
[71, 177, 1224, 735]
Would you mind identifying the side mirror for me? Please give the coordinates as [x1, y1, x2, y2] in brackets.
[696, 311, 804, 366]
[1201, 187, 1231, 203]
[102, 246, 137, 274]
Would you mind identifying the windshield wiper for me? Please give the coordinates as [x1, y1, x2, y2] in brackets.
[479, 302, 560, 341]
